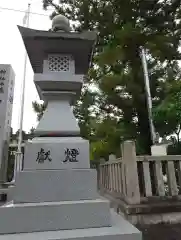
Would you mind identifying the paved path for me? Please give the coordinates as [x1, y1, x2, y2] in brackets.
[137, 223, 181, 240]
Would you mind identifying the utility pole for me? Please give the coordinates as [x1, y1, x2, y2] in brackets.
[13, 3, 31, 182]
[140, 47, 156, 145]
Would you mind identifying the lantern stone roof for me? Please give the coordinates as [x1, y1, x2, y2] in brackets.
[18, 26, 97, 74]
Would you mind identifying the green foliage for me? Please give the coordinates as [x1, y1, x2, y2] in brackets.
[89, 118, 124, 159]
[153, 79, 181, 140]
[167, 142, 181, 155]
[32, 101, 47, 121]
[40, 0, 181, 159]
[73, 86, 98, 140]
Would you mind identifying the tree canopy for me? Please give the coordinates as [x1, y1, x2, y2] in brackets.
[153, 73, 181, 142]
[32, 0, 181, 158]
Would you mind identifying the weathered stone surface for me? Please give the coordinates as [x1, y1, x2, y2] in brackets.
[0, 64, 15, 183]
[23, 137, 90, 170]
[34, 72, 84, 93]
[0, 199, 111, 234]
[0, 210, 142, 240]
[34, 97, 81, 136]
[13, 169, 98, 203]
[151, 144, 168, 156]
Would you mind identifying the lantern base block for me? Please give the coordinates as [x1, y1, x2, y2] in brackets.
[12, 169, 99, 203]
[23, 137, 90, 170]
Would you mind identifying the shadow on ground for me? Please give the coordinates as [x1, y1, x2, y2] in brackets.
[136, 224, 181, 240]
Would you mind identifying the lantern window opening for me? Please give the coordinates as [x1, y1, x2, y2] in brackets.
[48, 54, 73, 73]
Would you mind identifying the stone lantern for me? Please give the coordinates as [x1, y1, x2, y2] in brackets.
[17, 15, 96, 171]
[0, 15, 141, 240]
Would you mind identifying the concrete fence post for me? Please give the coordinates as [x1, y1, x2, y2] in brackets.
[98, 158, 105, 190]
[108, 154, 116, 162]
[121, 140, 140, 204]
[100, 158, 106, 164]
[108, 154, 116, 191]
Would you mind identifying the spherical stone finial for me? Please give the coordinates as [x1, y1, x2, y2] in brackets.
[52, 14, 71, 32]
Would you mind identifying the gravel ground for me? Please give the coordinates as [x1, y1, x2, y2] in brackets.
[136, 224, 181, 240]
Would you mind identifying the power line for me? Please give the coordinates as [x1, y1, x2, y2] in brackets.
[0, 6, 52, 17]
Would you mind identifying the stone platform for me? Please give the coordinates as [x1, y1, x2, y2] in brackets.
[0, 210, 141, 240]
[0, 199, 110, 234]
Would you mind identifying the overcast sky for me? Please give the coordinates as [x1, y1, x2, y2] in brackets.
[0, 0, 53, 133]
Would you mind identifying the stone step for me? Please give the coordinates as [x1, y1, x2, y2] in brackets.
[0, 199, 111, 234]
[13, 169, 98, 203]
[0, 210, 142, 240]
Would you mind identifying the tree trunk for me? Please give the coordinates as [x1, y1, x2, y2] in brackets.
[130, 52, 153, 155]
[137, 109, 152, 155]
